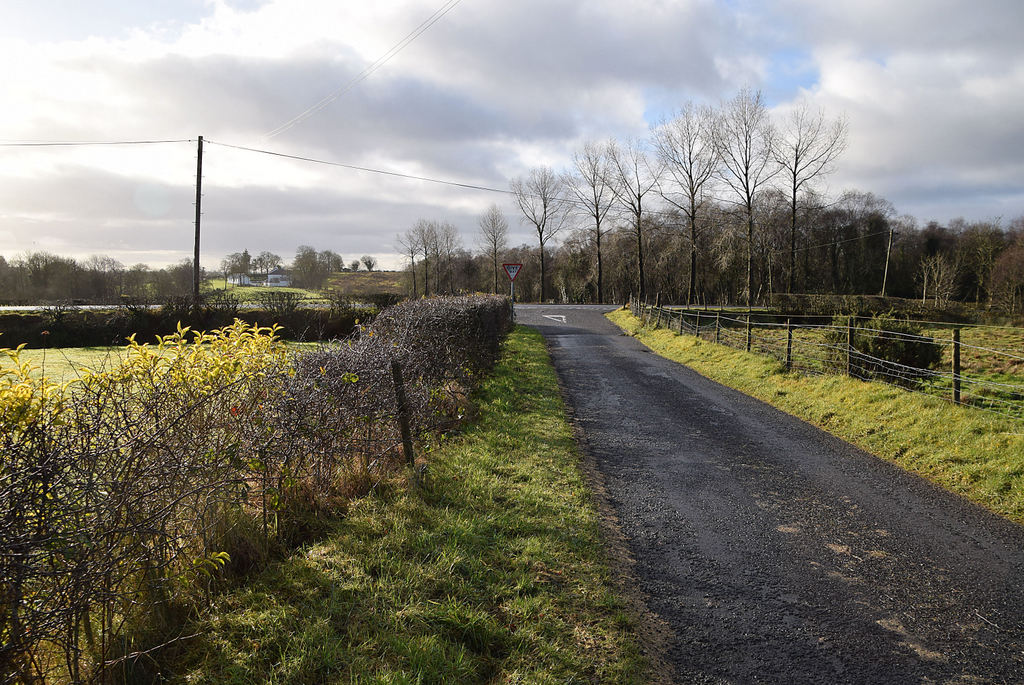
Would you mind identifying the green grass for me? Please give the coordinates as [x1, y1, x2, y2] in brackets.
[921, 324, 1024, 378]
[1, 346, 130, 383]
[203, 281, 327, 302]
[169, 326, 645, 684]
[608, 308, 1024, 525]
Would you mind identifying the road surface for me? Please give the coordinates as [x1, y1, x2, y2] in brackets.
[518, 304, 1024, 684]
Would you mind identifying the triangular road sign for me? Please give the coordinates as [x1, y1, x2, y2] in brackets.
[503, 263, 522, 281]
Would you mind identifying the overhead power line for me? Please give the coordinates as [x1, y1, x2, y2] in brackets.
[772, 228, 893, 254]
[0, 136, 901, 260]
[209, 140, 904, 258]
[206, 139, 509, 195]
[263, 0, 463, 139]
[0, 139, 192, 147]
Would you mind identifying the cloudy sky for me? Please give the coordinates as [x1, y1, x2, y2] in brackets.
[2, 0, 1023, 270]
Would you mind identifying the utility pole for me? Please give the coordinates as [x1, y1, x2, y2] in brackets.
[193, 135, 204, 304]
[881, 228, 895, 297]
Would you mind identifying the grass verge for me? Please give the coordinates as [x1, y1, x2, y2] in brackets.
[607, 308, 1024, 525]
[170, 325, 645, 684]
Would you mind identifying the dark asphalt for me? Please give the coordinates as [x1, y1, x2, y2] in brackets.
[518, 304, 1024, 685]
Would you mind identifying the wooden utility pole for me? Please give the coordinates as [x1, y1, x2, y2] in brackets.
[881, 228, 895, 297]
[193, 135, 204, 303]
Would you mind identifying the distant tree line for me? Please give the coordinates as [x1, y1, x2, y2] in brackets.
[0, 254, 199, 305]
[396, 89, 1024, 314]
[0, 244, 383, 304]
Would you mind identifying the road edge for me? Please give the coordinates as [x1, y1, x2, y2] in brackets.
[540, 334, 677, 685]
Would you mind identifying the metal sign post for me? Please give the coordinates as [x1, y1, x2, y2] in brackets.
[503, 263, 522, 321]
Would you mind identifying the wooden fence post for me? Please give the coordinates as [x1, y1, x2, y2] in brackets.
[695, 310, 701, 339]
[391, 360, 416, 471]
[678, 308, 685, 335]
[786, 318, 793, 371]
[846, 318, 854, 377]
[745, 314, 752, 352]
[715, 311, 721, 344]
[952, 328, 961, 404]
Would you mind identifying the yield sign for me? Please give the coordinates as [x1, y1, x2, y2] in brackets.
[503, 263, 523, 281]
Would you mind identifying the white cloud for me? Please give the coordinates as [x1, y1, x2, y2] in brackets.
[1, 0, 1023, 268]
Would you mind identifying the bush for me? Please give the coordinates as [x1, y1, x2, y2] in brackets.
[824, 313, 943, 384]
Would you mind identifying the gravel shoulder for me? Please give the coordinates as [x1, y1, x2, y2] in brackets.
[518, 305, 1024, 684]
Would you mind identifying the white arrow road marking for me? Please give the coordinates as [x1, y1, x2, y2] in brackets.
[542, 315, 567, 323]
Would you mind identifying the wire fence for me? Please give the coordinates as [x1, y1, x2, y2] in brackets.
[629, 298, 1024, 424]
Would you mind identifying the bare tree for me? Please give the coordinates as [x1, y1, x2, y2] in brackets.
[715, 88, 779, 306]
[606, 139, 662, 301]
[411, 219, 439, 296]
[511, 167, 569, 302]
[253, 251, 283, 276]
[438, 222, 461, 293]
[955, 220, 1004, 303]
[477, 204, 509, 294]
[219, 254, 236, 289]
[654, 103, 720, 305]
[565, 141, 616, 303]
[919, 253, 960, 305]
[396, 230, 420, 297]
[319, 249, 345, 274]
[774, 101, 847, 293]
[991, 242, 1024, 313]
[361, 255, 377, 272]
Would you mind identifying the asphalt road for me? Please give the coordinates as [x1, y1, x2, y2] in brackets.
[517, 304, 1024, 685]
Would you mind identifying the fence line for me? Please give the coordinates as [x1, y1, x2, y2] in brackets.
[628, 298, 1024, 424]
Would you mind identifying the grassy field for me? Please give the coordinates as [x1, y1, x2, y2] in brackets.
[922, 324, 1024, 377]
[202, 281, 326, 302]
[201, 271, 406, 302]
[608, 308, 1024, 525]
[1, 346, 129, 382]
[167, 326, 645, 683]
[325, 270, 405, 298]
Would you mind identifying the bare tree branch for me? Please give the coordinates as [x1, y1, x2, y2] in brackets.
[654, 102, 720, 305]
[511, 167, 569, 302]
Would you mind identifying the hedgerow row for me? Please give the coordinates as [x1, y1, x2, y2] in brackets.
[0, 294, 512, 684]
